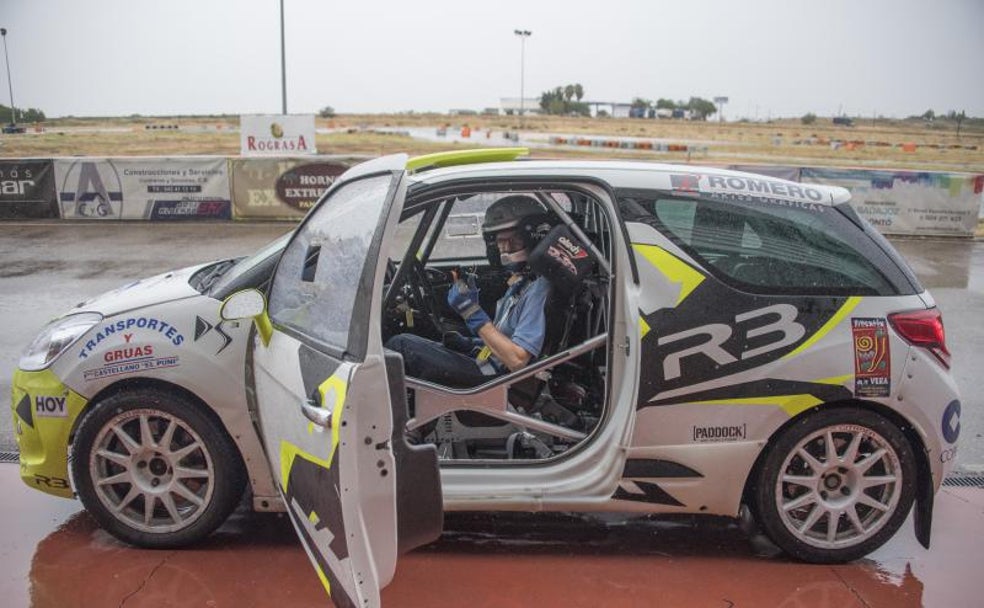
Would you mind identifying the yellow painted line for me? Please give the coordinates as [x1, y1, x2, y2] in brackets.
[632, 243, 705, 305]
[783, 297, 862, 360]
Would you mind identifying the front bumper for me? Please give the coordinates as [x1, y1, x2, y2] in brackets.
[10, 368, 87, 498]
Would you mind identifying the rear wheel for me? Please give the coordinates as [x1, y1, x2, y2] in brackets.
[753, 408, 916, 563]
[71, 387, 246, 548]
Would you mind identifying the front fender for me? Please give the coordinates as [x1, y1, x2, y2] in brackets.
[10, 368, 87, 498]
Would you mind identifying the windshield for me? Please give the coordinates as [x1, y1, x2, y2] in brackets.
[206, 232, 292, 295]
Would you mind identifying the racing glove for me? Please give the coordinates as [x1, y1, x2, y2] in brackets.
[442, 331, 481, 355]
[447, 274, 490, 335]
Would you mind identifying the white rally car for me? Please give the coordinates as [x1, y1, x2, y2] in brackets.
[13, 150, 960, 607]
[12, 231, 292, 547]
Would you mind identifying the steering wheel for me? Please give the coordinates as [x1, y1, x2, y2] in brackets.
[404, 258, 447, 334]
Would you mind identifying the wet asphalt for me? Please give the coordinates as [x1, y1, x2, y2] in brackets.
[0, 221, 981, 472]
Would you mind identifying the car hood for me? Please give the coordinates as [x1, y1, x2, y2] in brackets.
[71, 263, 211, 317]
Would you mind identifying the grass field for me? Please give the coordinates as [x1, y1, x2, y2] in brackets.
[1, 113, 982, 173]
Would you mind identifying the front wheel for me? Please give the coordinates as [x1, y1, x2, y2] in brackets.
[752, 407, 917, 563]
[71, 387, 246, 548]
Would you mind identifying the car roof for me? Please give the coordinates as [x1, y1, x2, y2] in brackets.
[407, 159, 852, 207]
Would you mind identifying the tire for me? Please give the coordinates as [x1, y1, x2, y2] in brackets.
[71, 387, 246, 549]
[752, 407, 917, 564]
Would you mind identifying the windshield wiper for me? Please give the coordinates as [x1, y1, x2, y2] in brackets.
[194, 260, 237, 292]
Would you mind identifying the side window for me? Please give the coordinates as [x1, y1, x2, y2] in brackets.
[625, 195, 899, 295]
[428, 192, 576, 262]
[269, 174, 394, 354]
[429, 193, 501, 261]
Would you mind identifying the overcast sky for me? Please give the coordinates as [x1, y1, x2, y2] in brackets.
[3, 0, 982, 119]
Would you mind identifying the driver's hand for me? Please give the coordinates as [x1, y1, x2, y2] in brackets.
[442, 331, 479, 355]
[447, 275, 490, 335]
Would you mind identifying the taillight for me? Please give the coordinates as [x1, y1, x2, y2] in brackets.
[888, 308, 950, 368]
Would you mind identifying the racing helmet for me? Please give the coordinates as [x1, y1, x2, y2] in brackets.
[481, 195, 551, 269]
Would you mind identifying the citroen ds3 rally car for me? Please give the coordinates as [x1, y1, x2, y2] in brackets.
[13, 149, 959, 606]
[219, 150, 959, 607]
[12, 231, 292, 547]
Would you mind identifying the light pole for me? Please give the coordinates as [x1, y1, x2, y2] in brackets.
[513, 29, 531, 125]
[279, 0, 287, 114]
[0, 28, 15, 126]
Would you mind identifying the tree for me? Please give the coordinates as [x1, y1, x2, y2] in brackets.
[655, 98, 676, 110]
[539, 84, 590, 116]
[318, 105, 336, 119]
[686, 97, 717, 120]
[801, 112, 817, 125]
[573, 83, 584, 101]
[921, 109, 935, 121]
[948, 109, 966, 136]
[631, 97, 652, 110]
[0, 103, 45, 123]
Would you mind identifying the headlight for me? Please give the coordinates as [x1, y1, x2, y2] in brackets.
[19, 312, 103, 371]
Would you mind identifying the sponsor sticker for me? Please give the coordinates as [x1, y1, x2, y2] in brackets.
[194, 316, 236, 355]
[942, 400, 961, 444]
[34, 395, 68, 418]
[852, 317, 891, 397]
[692, 423, 747, 442]
[670, 173, 701, 193]
[674, 172, 828, 212]
[78, 317, 185, 360]
[83, 355, 180, 381]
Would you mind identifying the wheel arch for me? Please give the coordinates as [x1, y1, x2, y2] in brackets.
[741, 398, 932, 545]
[69, 377, 244, 469]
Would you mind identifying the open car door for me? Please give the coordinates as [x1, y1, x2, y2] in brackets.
[244, 154, 442, 607]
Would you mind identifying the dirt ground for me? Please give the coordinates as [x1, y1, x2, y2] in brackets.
[1, 114, 982, 173]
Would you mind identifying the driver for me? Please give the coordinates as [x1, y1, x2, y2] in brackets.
[385, 195, 551, 387]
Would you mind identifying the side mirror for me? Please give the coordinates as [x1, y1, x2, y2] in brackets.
[221, 289, 266, 320]
[221, 289, 274, 345]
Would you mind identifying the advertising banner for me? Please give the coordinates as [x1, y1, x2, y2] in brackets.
[55, 158, 231, 220]
[801, 168, 983, 237]
[240, 114, 317, 157]
[230, 157, 363, 219]
[0, 159, 58, 219]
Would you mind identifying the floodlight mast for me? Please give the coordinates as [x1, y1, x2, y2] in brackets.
[1, 28, 15, 126]
[514, 29, 531, 126]
[279, 1, 287, 114]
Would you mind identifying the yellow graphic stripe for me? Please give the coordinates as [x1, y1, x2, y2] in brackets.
[813, 374, 853, 386]
[632, 243, 705, 305]
[406, 147, 529, 172]
[314, 564, 332, 596]
[319, 372, 348, 449]
[279, 441, 334, 494]
[692, 394, 823, 417]
[639, 316, 652, 339]
[783, 297, 862, 360]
